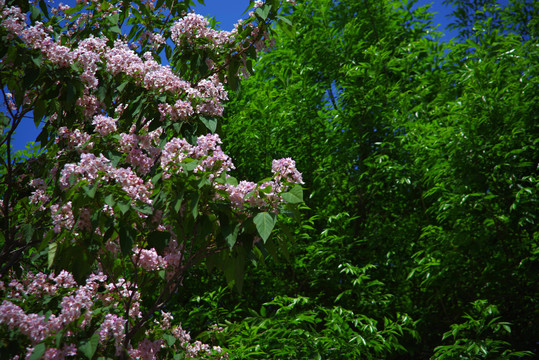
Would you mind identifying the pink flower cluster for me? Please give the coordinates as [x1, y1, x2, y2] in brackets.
[29, 178, 51, 211]
[160, 134, 303, 210]
[92, 114, 118, 136]
[216, 158, 303, 210]
[1, 7, 230, 121]
[0, 5, 26, 38]
[77, 94, 103, 119]
[57, 127, 92, 151]
[0, 268, 228, 359]
[132, 245, 168, 271]
[170, 13, 234, 50]
[163, 239, 183, 282]
[171, 324, 226, 359]
[0, 271, 107, 347]
[103, 277, 142, 319]
[59, 153, 153, 205]
[128, 338, 164, 360]
[6, 270, 76, 299]
[272, 157, 304, 186]
[50, 201, 75, 233]
[117, 125, 161, 175]
[195, 74, 228, 117]
[99, 313, 126, 356]
[161, 133, 235, 179]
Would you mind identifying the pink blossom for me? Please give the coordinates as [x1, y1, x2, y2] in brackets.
[50, 202, 75, 233]
[132, 246, 167, 271]
[126, 148, 154, 175]
[128, 338, 164, 360]
[76, 94, 103, 119]
[99, 313, 126, 355]
[170, 13, 233, 50]
[0, 6, 26, 36]
[57, 127, 92, 151]
[272, 157, 304, 184]
[29, 178, 50, 211]
[163, 240, 183, 282]
[92, 114, 118, 136]
[113, 167, 153, 205]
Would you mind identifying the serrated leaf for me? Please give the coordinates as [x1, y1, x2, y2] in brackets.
[253, 212, 276, 242]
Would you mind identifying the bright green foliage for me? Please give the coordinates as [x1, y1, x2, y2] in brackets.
[432, 300, 533, 359]
[220, 0, 538, 358]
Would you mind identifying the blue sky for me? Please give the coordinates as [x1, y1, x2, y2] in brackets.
[7, 0, 457, 152]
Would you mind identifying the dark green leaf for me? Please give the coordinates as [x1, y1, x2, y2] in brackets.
[253, 212, 276, 243]
[79, 331, 100, 359]
[29, 343, 46, 360]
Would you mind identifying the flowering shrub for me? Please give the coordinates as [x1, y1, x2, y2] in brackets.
[0, 0, 300, 358]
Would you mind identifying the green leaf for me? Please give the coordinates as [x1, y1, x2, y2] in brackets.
[173, 194, 184, 213]
[116, 80, 129, 92]
[79, 331, 100, 359]
[253, 212, 276, 242]
[151, 172, 162, 185]
[83, 183, 98, 199]
[224, 222, 240, 249]
[34, 99, 46, 127]
[277, 15, 292, 26]
[109, 25, 121, 34]
[48, 242, 57, 268]
[119, 225, 134, 255]
[226, 176, 238, 186]
[255, 5, 271, 21]
[133, 204, 153, 215]
[191, 193, 199, 219]
[21, 223, 34, 244]
[104, 194, 115, 207]
[281, 184, 303, 204]
[163, 333, 176, 346]
[29, 343, 46, 360]
[117, 201, 130, 215]
[182, 160, 198, 172]
[64, 3, 84, 15]
[200, 116, 217, 133]
[38, 0, 49, 17]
